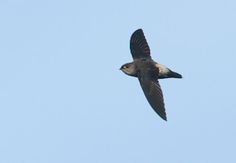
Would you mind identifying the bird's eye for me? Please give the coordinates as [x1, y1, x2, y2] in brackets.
[123, 65, 127, 69]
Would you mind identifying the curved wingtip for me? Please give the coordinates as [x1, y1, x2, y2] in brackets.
[162, 115, 167, 121]
[157, 111, 167, 121]
[133, 28, 143, 33]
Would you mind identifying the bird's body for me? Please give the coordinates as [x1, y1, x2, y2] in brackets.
[120, 29, 182, 121]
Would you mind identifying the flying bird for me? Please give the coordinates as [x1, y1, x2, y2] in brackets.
[120, 29, 182, 121]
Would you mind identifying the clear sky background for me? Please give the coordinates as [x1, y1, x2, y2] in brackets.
[0, 0, 236, 162]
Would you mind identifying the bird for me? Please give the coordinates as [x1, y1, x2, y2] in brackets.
[120, 29, 182, 121]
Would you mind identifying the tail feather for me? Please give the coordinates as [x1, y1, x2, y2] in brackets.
[169, 71, 182, 78]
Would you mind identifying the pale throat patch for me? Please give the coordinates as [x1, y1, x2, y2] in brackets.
[122, 64, 136, 76]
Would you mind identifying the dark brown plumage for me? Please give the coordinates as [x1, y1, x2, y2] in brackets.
[120, 29, 182, 121]
[130, 29, 151, 59]
[137, 61, 167, 120]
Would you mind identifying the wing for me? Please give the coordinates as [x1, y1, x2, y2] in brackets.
[130, 29, 151, 60]
[138, 64, 167, 121]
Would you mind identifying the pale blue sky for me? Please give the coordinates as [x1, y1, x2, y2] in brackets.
[0, 0, 236, 162]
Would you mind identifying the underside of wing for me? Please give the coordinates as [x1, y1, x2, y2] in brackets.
[130, 29, 151, 60]
[138, 65, 167, 121]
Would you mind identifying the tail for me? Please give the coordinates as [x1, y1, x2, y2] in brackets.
[168, 70, 182, 78]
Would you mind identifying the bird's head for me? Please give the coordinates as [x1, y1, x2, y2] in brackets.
[120, 62, 137, 77]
